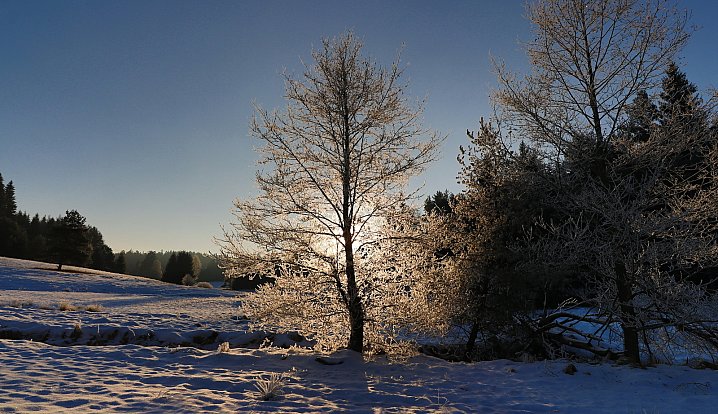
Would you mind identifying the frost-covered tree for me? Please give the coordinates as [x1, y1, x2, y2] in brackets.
[494, 0, 689, 150]
[217, 32, 441, 353]
[490, 0, 717, 364]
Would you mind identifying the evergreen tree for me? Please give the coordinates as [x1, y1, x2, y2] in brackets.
[0, 173, 5, 216]
[176, 251, 195, 285]
[113, 251, 126, 274]
[161, 251, 199, 285]
[658, 62, 707, 132]
[139, 251, 163, 278]
[0, 216, 26, 258]
[623, 90, 658, 143]
[3, 181, 17, 217]
[87, 227, 114, 271]
[50, 210, 91, 270]
[162, 253, 180, 284]
[423, 190, 455, 215]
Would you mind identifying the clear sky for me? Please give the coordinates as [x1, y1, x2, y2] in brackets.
[1, 0, 716, 253]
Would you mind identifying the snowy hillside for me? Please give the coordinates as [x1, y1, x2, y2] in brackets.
[1, 257, 716, 413]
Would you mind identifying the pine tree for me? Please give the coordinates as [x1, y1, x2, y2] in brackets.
[87, 227, 114, 271]
[658, 62, 707, 132]
[4, 181, 17, 217]
[113, 252, 126, 274]
[0, 173, 5, 217]
[162, 253, 180, 284]
[623, 90, 658, 143]
[139, 251, 163, 278]
[51, 210, 91, 270]
[423, 190, 455, 215]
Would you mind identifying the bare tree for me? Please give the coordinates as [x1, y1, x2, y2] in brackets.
[494, 0, 689, 152]
[216, 32, 440, 353]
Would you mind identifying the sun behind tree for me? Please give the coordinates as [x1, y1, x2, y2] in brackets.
[217, 32, 441, 353]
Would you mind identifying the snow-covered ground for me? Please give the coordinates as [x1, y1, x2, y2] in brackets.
[1, 257, 717, 413]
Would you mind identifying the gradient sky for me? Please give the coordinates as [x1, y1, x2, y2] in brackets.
[1, 0, 717, 253]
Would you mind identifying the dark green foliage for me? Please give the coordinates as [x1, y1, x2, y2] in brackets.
[161, 251, 202, 285]
[3, 181, 16, 217]
[0, 174, 117, 269]
[0, 174, 5, 216]
[176, 251, 195, 283]
[424, 190, 455, 215]
[623, 90, 658, 143]
[113, 251, 126, 274]
[124, 250, 221, 281]
[162, 253, 179, 283]
[138, 251, 163, 278]
[659, 62, 707, 130]
[0, 217, 27, 258]
[87, 227, 115, 271]
[440, 121, 565, 358]
[50, 210, 91, 270]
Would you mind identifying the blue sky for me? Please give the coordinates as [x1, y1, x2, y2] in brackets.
[1, 0, 716, 253]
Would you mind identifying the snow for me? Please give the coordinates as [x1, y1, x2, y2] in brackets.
[1, 257, 717, 413]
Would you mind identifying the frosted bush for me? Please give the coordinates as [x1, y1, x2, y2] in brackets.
[253, 372, 286, 401]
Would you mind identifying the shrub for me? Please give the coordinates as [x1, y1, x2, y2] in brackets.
[181, 274, 197, 286]
[195, 281, 213, 289]
[253, 373, 286, 401]
[58, 302, 77, 311]
[217, 342, 230, 353]
[85, 304, 104, 312]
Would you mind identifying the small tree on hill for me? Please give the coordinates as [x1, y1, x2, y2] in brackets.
[51, 210, 91, 271]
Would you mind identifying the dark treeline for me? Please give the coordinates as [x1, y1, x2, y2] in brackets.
[0, 173, 222, 282]
[122, 250, 223, 282]
[0, 174, 124, 272]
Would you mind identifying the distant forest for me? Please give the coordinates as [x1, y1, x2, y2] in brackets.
[0, 172, 222, 281]
[123, 251, 223, 282]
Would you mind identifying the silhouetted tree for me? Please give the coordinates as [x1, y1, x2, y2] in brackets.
[423, 190, 455, 215]
[0, 216, 26, 258]
[623, 90, 659, 143]
[51, 210, 91, 270]
[659, 62, 708, 132]
[0, 174, 5, 217]
[3, 181, 17, 217]
[87, 227, 115, 271]
[162, 253, 179, 283]
[217, 32, 441, 353]
[139, 251, 163, 278]
[160, 251, 199, 285]
[113, 251, 126, 274]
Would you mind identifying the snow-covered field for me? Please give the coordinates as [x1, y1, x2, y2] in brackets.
[1, 257, 717, 413]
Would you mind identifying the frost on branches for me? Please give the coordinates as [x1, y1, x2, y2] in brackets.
[216, 32, 442, 354]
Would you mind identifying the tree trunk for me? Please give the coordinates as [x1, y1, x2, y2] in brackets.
[615, 262, 640, 364]
[464, 320, 480, 361]
[345, 245, 364, 353]
[340, 67, 364, 353]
